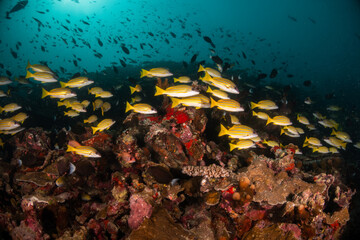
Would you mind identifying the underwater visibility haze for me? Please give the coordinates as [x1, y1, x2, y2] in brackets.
[0, 0, 360, 239]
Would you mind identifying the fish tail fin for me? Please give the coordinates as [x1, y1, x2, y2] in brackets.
[202, 72, 212, 82]
[206, 86, 213, 93]
[60, 81, 66, 88]
[92, 102, 95, 111]
[140, 69, 148, 78]
[210, 97, 217, 108]
[66, 145, 76, 152]
[64, 111, 68, 116]
[91, 127, 98, 134]
[25, 70, 33, 79]
[129, 86, 136, 94]
[229, 143, 236, 152]
[154, 86, 165, 96]
[0, 107, 3, 113]
[312, 147, 318, 153]
[41, 88, 49, 99]
[218, 124, 228, 137]
[173, 77, 179, 83]
[252, 111, 257, 116]
[171, 97, 180, 108]
[342, 142, 347, 150]
[280, 128, 285, 135]
[266, 117, 272, 125]
[57, 101, 63, 107]
[198, 64, 205, 72]
[131, 97, 135, 103]
[125, 101, 133, 113]
[88, 88, 90, 94]
[101, 107, 104, 116]
[250, 102, 257, 109]
[297, 114, 300, 121]
[84, 119, 88, 123]
[26, 61, 31, 70]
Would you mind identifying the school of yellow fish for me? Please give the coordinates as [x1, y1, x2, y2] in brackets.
[1, 63, 359, 160]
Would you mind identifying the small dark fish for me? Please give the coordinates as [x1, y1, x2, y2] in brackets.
[10, 48, 17, 59]
[288, 15, 297, 22]
[170, 32, 176, 38]
[66, 19, 70, 24]
[210, 55, 223, 65]
[287, 74, 294, 78]
[222, 62, 231, 72]
[303, 80, 311, 87]
[0, 63, 4, 69]
[325, 92, 335, 99]
[121, 46, 130, 54]
[203, 36, 215, 48]
[41, 46, 46, 52]
[60, 67, 65, 73]
[164, 38, 169, 44]
[61, 24, 69, 31]
[198, 60, 206, 66]
[251, 60, 256, 65]
[97, 38, 103, 47]
[269, 69, 278, 78]
[120, 59, 126, 67]
[113, 66, 118, 74]
[71, 72, 81, 78]
[73, 60, 78, 67]
[6, 1, 28, 19]
[308, 17, 316, 24]
[190, 54, 198, 63]
[61, 37, 68, 45]
[182, 61, 188, 68]
[148, 32, 154, 36]
[32, 17, 44, 27]
[257, 73, 267, 80]
[81, 20, 90, 25]
[148, 43, 153, 48]
[94, 53, 103, 59]
[241, 51, 247, 59]
[6, 70, 12, 76]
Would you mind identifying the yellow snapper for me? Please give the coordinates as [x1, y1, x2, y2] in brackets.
[0, 127, 25, 135]
[219, 124, 257, 139]
[318, 119, 338, 129]
[201, 72, 239, 94]
[353, 142, 360, 149]
[0, 119, 20, 130]
[140, 68, 173, 78]
[26, 61, 55, 74]
[95, 91, 113, 98]
[81, 100, 90, 108]
[229, 140, 255, 151]
[262, 140, 280, 148]
[10, 112, 28, 123]
[297, 115, 310, 125]
[171, 94, 210, 109]
[26, 70, 57, 83]
[64, 110, 80, 117]
[57, 99, 77, 108]
[306, 124, 316, 131]
[174, 76, 191, 83]
[0, 103, 22, 113]
[266, 115, 292, 126]
[250, 100, 278, 110]
[69, 102, 86, 112]
[15, 76, 30, 85]
[280, 127, 300, 138]
[88, 87, 103, 95]
[329, 147, 339, 154]
[313, 112, 326, 120]
[210, 98, 244, 112]
[303, 137, 322, 147]
[313, 146, 330, 154]
[91, 119, 116, 134]
[125, 102, 157, 114]
[130, 84, 142, 94]
[101, 102, 111, 116]
[327, 105, 341, 111]
[304, 97, 312, 105]
[93, 99, 104, 111]
[331, 129, 352, 143]
[324, 137, 347, 150]
[198, 65, 221, 78]
[84, 115, 98, 124]
[252, 111, 269, 120]
[60, 77, 93, 89]
[131, 95, 142, 104]
[0, 76, 12, 85]
[0, 90, 8, 97]
[42, 88, 76, 99]
[155, 85, 199, 98]
[67, 145, 101, 158]
[206, 86, 230, 99]
[296, 127, 305, 134]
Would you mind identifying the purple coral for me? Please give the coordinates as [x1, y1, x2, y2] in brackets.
[128, 194, 153, 229]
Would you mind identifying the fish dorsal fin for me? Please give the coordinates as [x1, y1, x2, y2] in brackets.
[68, 140, 81, 147]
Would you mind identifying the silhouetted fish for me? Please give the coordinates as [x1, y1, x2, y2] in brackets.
[182, 61, 188, 68]
[190, 54, 198, 63]
[241, 51, 247, 59]
[251, 60, 256, 65]
[210, 55, 223, 65]
[287, 74, 294, 78]
[308, 17, 316, 24]
[203, 36, 215, 48]
[270, 69, 278, 78]
[170, 32, 176, 38]
[257, 73, 267, 80]
[288, 15, 297, 22]
[6, 70, 12, 76]
[71, 72, 81, 78]
[120, 59, 126, 67]
[6, 1, 28, 19]
[81, 20, 90, 25]
[113, 66, 118, 74]
[61, 25, 69, 31]
[97, 38, 103, 47]
[303, 80, 311, 87]
[121, 46, 130, 54]
[10, 49, 17, 59]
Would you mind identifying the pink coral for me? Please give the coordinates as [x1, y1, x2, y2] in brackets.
[128, 194, 153, 229]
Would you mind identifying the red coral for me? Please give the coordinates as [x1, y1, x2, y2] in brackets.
[330, 220, 340, 231]
[285, 163, 295, 171]
[174, 111, 189, 124]
[82, 132, 111, 147]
